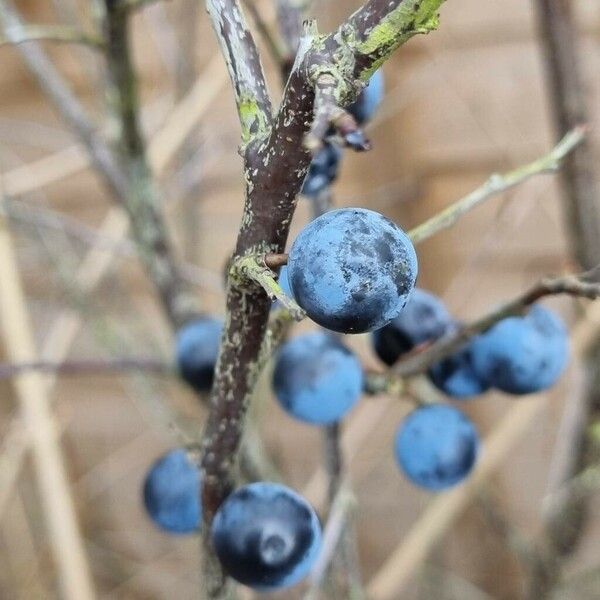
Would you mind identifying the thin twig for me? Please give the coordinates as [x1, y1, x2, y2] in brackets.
[0, 0, 197, 326]
[0, 358, 171, 381]
[232, 255, 305, 320]
[408, 126, 586, 244]
[205, 0, 272, 142]
[365, 294, 600, 600]
[241, 0, 287, 67]
[394, 269, 600, 378]
[0, 24, 103, 48]
[305, 485, 357, 599]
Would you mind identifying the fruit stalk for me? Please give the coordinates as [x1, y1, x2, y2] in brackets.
[394, 270, 600, 378]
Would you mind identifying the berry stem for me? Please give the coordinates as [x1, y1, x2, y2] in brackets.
[395, 269, 600, 378]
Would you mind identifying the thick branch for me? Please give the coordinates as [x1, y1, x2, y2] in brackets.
[205, 0, 272, 141]
[200, 3, 446, 595]
[241, 0, 287, 67]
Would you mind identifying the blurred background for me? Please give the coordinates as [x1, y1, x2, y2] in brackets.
[0, 0, 599, 598]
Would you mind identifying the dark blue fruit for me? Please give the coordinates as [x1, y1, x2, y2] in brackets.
[175, 316, 223, 392]
[301, 142, 342, 198]
[428, 342, 491, 399]
[372, 288, 454, 365]
[143, 448, 201, 534]
[470, 305, 569, 395]
[287, 208, 418, 334]
[395, 404, 480, 491]
[348, 69, 384, 125]
[211, 482, 322, 590]
[273, 332, 363, 424]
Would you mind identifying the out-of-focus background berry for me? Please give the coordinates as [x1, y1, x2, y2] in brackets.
[0, 1, 599, 598]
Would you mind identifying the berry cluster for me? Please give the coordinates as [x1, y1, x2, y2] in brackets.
[373, 290, 569, 399]
[139, 69, 571, 591]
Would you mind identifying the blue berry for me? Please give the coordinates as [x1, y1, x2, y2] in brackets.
[301, 142, 342, 198]
[175, 316, 223, 392]
[372, 288, 454, 365]
[211, 482, 322, 590]
[348, 70, 384, 125]
[143, 448, 201, 534]
[395, 405, 480, 491]
[273, 332, 363, 424]
[428, 342, 491, 399]
[470, 305, 569, 395]
[278, 265, 293, 298]
[287, 208, 418, 333]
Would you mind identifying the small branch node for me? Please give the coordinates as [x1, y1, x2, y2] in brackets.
[232, 255, 305, 321]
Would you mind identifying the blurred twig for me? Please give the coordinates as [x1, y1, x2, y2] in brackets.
[394, 268, 600, 378]
[0, 209, 95, 599]
[531, 1, 600, 597]
[0, 24, 103, 48]
[365, 294, 600, 600]
[0, 358, 171, 380]
[408, 127, 586, 245]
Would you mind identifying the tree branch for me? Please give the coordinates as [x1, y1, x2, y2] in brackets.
[0, 358, 171, 381]
[408, 126, 586, 245]
[0, 24, 103, 48]
[0, 0, 197, 327]
[241, 0, 287, 68]
[100, 0, 198, 327]
[305, 73, 370, 153]
[530, 1, 600, 597]
[304, 484, 359, 600]
[205, 0, 272, 142]
[200, 2, 446, 595]
[394, 269, 600, 378]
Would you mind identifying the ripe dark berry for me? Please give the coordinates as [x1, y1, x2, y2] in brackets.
[287, 208, 418, 334]
[211, 482, 322, 590]
[428, 342, 491, 399]
[348, 69, 384, 125]
[301, 142, 342, 198]
[273, 332, 363, 424]
[395, 405, 480, 491]
[470, 305, 569, 395]
[372, 288, 454, 365]
[175, 316, 223, 393]
[143, 448, 201, 534]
